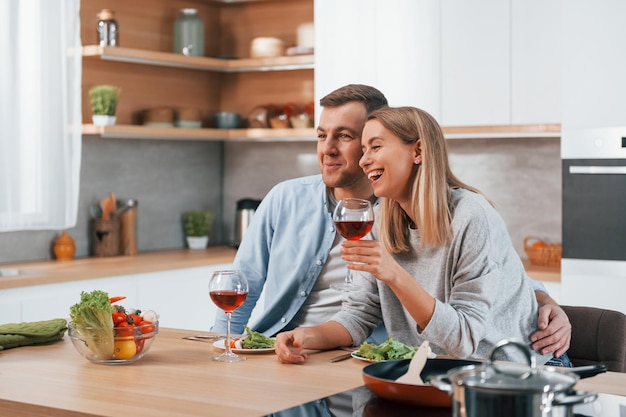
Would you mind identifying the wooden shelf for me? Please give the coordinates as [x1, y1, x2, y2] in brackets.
[82, 45, 314, 73]
[82, 123, 561, 142]
[82, 124, 316, 142]
[442, 124, 561, 140]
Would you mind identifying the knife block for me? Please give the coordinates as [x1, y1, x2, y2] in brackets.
[91, 218, 120, 257]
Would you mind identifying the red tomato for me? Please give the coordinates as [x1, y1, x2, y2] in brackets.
[139, 320, 156, 334]
[116, 321, 136, 337]
[135, 339, 145, 354]
[112, 312, 127, 326]
[128, 313, 143, 325]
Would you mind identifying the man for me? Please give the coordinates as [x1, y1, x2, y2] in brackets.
[213, 84, 571, 359]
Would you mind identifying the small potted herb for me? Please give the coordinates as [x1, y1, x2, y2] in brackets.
[183, 210, 214, 249]
[89, 85, 121, 126]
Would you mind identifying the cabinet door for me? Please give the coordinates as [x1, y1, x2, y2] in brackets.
[136, 267, 223, 332]
[135, 264, 266, 332]
[511, 0, 561, 124]
[314, 0, 441, 119]
[562, 0, 626, 129]
[440, 0, 510, 126]
[19, 278, 137, 323]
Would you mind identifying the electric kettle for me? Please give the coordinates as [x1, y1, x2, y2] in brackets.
[232, 198, 261, 248]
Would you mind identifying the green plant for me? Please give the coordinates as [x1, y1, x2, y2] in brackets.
[183, 210, 214, 237]
[89, 85, 121, 116]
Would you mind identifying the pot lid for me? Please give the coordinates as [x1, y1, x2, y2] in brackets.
[448, 362, 578, 393]
[447, 340, 578, 393]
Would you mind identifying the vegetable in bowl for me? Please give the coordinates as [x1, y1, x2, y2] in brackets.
[69, 290, 160, 363]
[69, 290, 115, 359]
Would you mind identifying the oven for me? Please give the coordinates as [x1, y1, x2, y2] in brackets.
[561, 127, 626, 314]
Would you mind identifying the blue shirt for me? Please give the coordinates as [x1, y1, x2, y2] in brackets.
[213, 175, 340, 336]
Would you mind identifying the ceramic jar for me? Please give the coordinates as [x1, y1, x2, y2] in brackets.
[54, 231, 76, 261]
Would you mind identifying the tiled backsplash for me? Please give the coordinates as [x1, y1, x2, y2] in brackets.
[0, 136, 560, 263]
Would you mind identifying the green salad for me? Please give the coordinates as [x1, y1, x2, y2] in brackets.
[241, 326, 276, 349]
[356, 337, 422, 361]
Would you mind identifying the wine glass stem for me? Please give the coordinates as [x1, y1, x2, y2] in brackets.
[345, 265, 353, 285]
[225, 312, 233, 355]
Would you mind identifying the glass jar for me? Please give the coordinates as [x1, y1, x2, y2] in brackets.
[97, 9, 119, 47]
[173, 9, 204, 56]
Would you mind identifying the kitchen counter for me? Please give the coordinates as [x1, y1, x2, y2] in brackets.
[0, 327, 623, 417]
[0, 328, 365, 417]
[0, 247, 560, 292]
[0, 246, 237, 290]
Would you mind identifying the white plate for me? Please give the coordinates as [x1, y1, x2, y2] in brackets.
[212, 339, 275, 354]
[351, 350, 436, 362]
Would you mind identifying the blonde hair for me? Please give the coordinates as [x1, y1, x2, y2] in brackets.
[368, 107, 490, 253]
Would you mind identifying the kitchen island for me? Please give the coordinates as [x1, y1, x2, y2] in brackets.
[1, 327, 625, 417]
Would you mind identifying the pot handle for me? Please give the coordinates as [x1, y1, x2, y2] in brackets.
[429, 374, 453, 394]
[552, 391, 597, 407]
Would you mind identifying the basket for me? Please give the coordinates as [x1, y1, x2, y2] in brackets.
[523, 236, 561, 268]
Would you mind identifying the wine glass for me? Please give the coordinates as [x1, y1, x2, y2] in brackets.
[330, 198, 375, 291]
[209, 270, 249, 362]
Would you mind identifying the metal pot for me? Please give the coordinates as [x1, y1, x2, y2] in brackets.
[232, 198, 261, 248]
[430, 340, 597, 417]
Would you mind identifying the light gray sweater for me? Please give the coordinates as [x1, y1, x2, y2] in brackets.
[332, 188, 551, 364]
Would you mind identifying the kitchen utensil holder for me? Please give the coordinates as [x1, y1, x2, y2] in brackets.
[523, 236, 561, 268]
[92, 218, 120, 257]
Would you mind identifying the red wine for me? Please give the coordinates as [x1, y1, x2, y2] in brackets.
[210, 290, 248, 313]
[335, 220, 374, 240]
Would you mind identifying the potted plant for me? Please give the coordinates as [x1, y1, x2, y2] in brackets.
[183, 210, 214, 250]
[89, 85, 121, 126]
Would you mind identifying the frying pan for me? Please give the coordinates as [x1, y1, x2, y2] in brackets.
[362, 358, 480, 408]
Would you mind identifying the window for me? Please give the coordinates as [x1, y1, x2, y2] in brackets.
[0, 0, 82, 231]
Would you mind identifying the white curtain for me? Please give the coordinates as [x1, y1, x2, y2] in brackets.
[0, 0, 82, 231]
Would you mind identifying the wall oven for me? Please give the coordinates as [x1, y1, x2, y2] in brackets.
[561, 127, 626, 314]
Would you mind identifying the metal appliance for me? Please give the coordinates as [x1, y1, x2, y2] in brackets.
[232, 198, 261, 248]
[561, 127, 626, 314]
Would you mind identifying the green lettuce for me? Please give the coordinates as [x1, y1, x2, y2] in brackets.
[70, 290, 115, 359]
[241, 325, 275, 349]
[357, 337, 419, 361]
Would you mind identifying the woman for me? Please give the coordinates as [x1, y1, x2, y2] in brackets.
[274, 106, 552, 365]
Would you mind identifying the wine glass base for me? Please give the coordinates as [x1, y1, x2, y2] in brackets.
[330, 282, 352, 292]
[213, 351, 246, 362]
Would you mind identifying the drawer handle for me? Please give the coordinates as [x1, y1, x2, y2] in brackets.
[569, 166, 626, 174]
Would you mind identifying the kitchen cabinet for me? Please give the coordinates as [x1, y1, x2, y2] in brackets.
[441, 0, 561, 126]
[440, 0, 510, 126]
[80, 0, 315, 142]
[562, 0, 626, 129]
[315, 0, 560, 138]
[314, 0, 441, 121]
[511, 0, 561, 125]
[0, 264, 268, 331]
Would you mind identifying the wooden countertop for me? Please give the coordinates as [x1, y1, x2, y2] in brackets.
[0, 247, 559, 291]
[0, 246, 237, 290]
[1, 327, 623, 417]
[0, 328, 365, 417]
